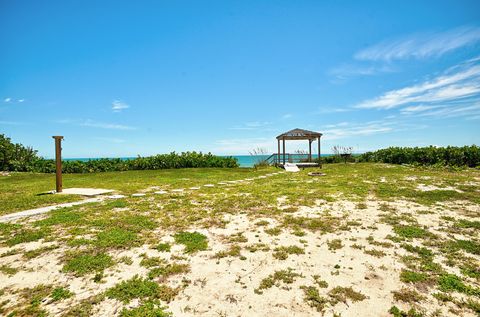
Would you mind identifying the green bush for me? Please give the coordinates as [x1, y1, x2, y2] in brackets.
[358, 145, 480, 167]
[0, 135, 238, 172]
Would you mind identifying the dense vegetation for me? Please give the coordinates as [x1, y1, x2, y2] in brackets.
[0, 134, 238, 172]
[358, 145, 480, 167]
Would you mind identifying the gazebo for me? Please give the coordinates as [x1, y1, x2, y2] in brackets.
[276, 128, 322, 167]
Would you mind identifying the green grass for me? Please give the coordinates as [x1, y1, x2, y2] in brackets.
[301, 286, 328, 312]
[0, 167, 270, 215]
[106, 275, 178, 303]
[51, 287, 73, 301]
[120, 301, 172, 317]
[173, 231, 208, 253]
[272, 245, 305, 260]
[62, 251, 114, 276]
[255, 268, 301, 294]
[400, 270, 430, 284]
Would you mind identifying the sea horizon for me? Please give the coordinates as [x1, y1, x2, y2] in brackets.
[57, 154, 337, 167]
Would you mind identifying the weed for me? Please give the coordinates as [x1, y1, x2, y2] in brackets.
[106, 275, 164, 303]
[392, 288, 425, 303]
[272, 245, 305, 260]
[214, 245, 242, 259]
[96, 228, 138, 249]
[6, 229, 45, 246]
[51, 287, 73, 301]
[399, 270, 429, 284]
[389, 306, 425, 317]
[148, 263, 190, 280]
[0, 265, 18, 276]
[120, 300, 172, 317]
[174, 231, 208, 253]
[255, 268, 301, 294]
[393, 225, 428, 239]
[265, 227, 282, 236]
[313, 275, 328, 288]
[155, 243, 171, 252]
[328, 286, 366, 304]
[62, 251, 114, 276]
[301, 286, 328, 312]
[364, 249, 386, 257]
[327, 239, 343, 251]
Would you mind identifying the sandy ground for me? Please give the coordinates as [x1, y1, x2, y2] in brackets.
[1, 194, 479, 317]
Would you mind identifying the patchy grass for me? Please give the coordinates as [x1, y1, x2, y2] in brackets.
[272, 245, 305, 260]
[255, 268, 301, 294]
[173, 231, 208, 253]
[51, 287, 74, 301]
[327, 239, 343, 251]
[62, 251, 114, 276]
[106, 275, 179, 304]
[328, 286, 367, 304]
[301, 286, 328, 312]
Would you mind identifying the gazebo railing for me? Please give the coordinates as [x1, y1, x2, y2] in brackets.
[265, 153, 318, 165]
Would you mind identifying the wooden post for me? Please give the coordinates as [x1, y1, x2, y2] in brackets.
[308, 140, 312, 162]
[277, 139, 280, 165]
[318, 137, 321, 168]
[282, 138, 286, 165]
[52, 136, 64, 193]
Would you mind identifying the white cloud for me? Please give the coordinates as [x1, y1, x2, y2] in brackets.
[229, 121, 271, 130]
[355, 59, 480, 110]
[81, 119, 136, 130]
[112, 100, 130, 112]
[4, 97, 11, 103]
[282, 114, 292, 119]
[355, 26, 480, 61]
[18, 99, 25, 103]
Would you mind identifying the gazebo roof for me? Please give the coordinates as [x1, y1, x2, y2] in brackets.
[276, 128, 323, 140]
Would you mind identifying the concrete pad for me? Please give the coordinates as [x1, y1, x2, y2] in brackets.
[131, 193, 146, 197]
[204, 184, 215, 187]
[60, 188, 114, 197]
[284, 163, 300, 172]
[154, 191, 168, 195]
[0, 198, 103, 222]
[106, 194, 126, 199]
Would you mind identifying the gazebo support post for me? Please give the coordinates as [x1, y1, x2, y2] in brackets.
[308, 139, 312, 162]
[282, 138, 286, 165]
[277, 139, 280, 165]
[318, 137, 322, 168]
[52, 136, 64, 193]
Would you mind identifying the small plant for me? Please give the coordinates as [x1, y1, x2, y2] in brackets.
[106, 275, 179, 303]
[393, 225, 428, 239]
[0, 264, 18, 276]
[272, 245, 305, 260]
[148, 263, 190, 280]
[6, 229, 45, 246]
[327, 239, 343, 251]
[328, 287, 366, 304]
[62, 251, 114, 276]
[214, 245, 242, 259]
[301, 286, 328, 312]
[120, 300, 172, 317]
[51, 287, 73, 301]
[174, 231, 208, 253]
[95, 228, 138, 249]
[255, 268, 301, 294]
[364, 249, 386, 258]
[265, 227, 282, 236]
[392, 288, 425, 303]
[399, 270, 429, 284]
[155, 243, 171, 252]
[389, 305, 425, 317]
[313, 275, 328, 288]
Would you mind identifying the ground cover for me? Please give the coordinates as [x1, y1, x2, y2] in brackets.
[0, 163, 479, 316]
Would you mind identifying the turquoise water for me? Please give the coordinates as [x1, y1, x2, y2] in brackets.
[64, 154, 330, 167]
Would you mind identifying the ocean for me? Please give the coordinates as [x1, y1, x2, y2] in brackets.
[63, 154, 330, 168]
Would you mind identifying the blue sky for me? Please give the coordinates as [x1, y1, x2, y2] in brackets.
[1, 0, 480, 157]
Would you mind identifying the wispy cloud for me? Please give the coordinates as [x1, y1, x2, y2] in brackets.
[322, 119, 426, 140]
[355, 26, 480, 61]
[4, 97, 11, 103]
[229, 121, 271, 130]
[355, 58, 480, 110]
[329, 63, 395, 80]
[112, 100, 130, 112]
[81, 119, 136, 130]
[282, 114, 292, 119]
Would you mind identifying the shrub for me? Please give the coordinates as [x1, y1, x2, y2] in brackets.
[358, 145, 480, 167]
